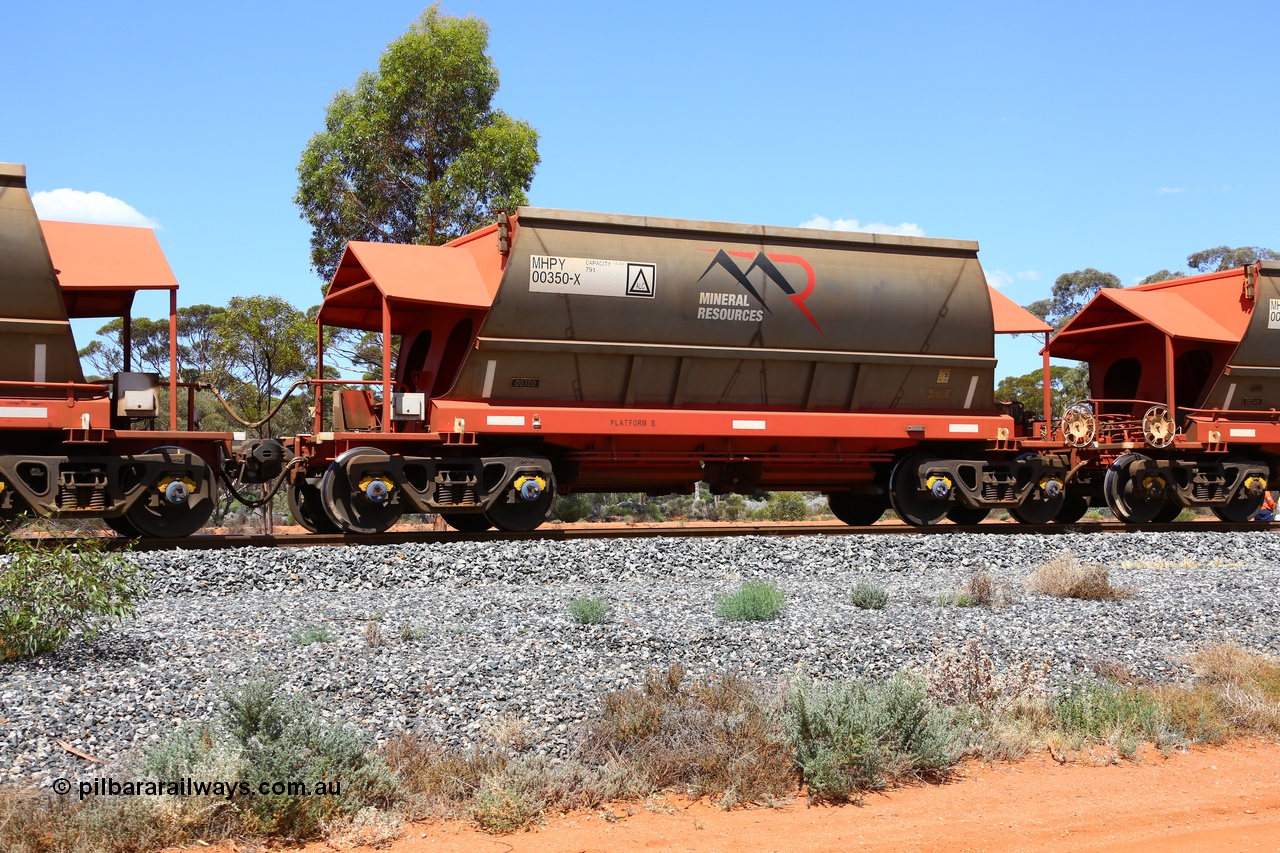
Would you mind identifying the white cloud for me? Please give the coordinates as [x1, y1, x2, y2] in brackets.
[986, 269, 1013, 289]
[1016, 270, 1040, 282]
[1157, 187, 1185, 195]
[31, 188, 161, 229]
[800, 215, 925, 237]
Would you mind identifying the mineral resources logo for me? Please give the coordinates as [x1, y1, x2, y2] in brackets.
[696, 249, 823, 334]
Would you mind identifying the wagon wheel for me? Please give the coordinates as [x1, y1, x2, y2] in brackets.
[1053, 493, 1090, 524]
[0, 460, 28, 527]
[1211, 455, 1267, 522]
[440, 512, 494, 533]
[1009, 454, 1067, 525]
[287, 477, 340, 534]
[122, 446, 217, 538]
[1010, 489, 1066, 525]
[103, 516, 143, 538]
[888, 453, 951, 526]
[319, 447, 404, 534]
[1142, 406, 1176, 449]
[1102, 452, 1168, 524]
[945, 505, 990, 525]
[486, 463, 557, 533]
[826, 492, 888, 526]
[1152, 503, 1184, 523]
[1060, 403, 1097, 448]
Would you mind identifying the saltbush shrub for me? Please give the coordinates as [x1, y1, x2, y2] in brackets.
[715, 580, 785, 621]
[222, 677, 398, 837]
[294, 623, 336, 644]
[850, 581, 889, 610]
[786, 673, 962, 802]
[568, 596, 610, 625]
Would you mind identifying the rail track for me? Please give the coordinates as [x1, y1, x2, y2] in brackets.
[6, 519, 1277, 552]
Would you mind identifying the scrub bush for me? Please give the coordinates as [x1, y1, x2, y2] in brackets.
[850, 581, 889, 610]
[715, 580, 785, 621]
[0, 533, 146, 658]
[568, 596, 610, 624]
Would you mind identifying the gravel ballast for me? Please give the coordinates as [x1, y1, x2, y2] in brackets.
[3, 530, 1279, 787]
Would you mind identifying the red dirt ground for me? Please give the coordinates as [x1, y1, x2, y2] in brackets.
[262, 740, 1280, 853]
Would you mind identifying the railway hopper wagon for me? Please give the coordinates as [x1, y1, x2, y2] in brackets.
[1034, 263, 1280, 523]
[295, 208, 1061, 533]
[0, 163, 289, 536]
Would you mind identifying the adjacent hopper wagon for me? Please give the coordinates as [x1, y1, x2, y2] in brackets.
[1031, 263, 1280, 523]
[0, 163, 290, 536]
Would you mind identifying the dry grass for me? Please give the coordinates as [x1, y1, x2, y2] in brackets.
[1026, 552, 1134, 600]
[364, 619, 385, 648]
[381, 730, 641, 833]
[1185, 643, 1280, 734]
[581, 663, 794, 808]
[1114, 557, 1245, 571]
[938, 568, 1017, 608]
[1090, 660, 1152, 686]
[926, 639, 1048, 712]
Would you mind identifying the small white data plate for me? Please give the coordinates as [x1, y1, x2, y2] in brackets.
[0, 407, 47, 418]
[529, 256, 656, 298]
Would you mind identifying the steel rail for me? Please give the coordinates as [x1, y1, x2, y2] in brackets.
[7, 520, 1277, 552]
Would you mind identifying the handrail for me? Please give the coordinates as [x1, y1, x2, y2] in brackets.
[1182, 406, 1280, 421]
[0, 379, 110, 395]
[198, 377, 408, 431]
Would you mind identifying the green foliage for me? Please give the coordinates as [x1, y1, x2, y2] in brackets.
[1024, 267, 1121, 330]
[850, 581, 888, 610]
[295, 4, 540, 282]
[221, 677, 398, 838]
[0, 534, 146, 658]
[715, 580, 785, 621]
[1139, 245, 1277, 286]
[786, 674, 961, 802]
[294, 623, 336, 645]
[764, 491, 809, 521]
[937, 591, 977, 607]
[718, 493, 747, 521]
[994, 364, 1091, 417]
[568, 596, 610, 625]
[1187, 245, 1280, 272]
[1050, 681, 1163, 753]
[938, 569, 999, 608]
[550, 494, 591, 523]
[1140, 269, 1182, 284]
[472, 777, 544, 834]
[213, 296, 313, 438]
[77, 315, 174, 382]
[398, 622, 429, 641]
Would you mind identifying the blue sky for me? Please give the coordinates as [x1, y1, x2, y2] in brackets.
[7, 0, 1278, 380]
